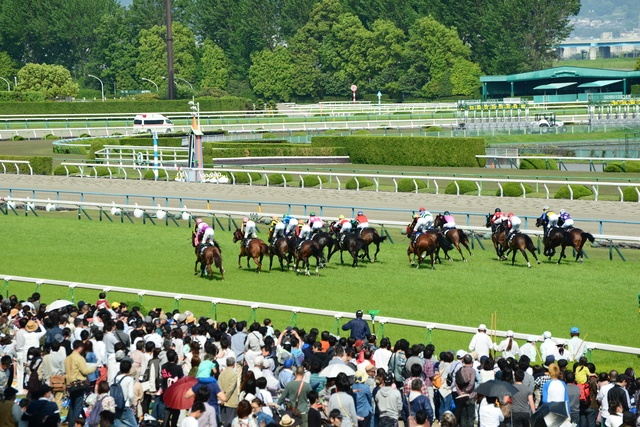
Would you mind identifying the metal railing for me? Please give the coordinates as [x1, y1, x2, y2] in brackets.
[477, 154, 640, 172]
[1, 274, 638, 356]
[0, 160, 32, 175]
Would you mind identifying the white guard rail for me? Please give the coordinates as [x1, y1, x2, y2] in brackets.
[1, 274, 639, 356]
[0, 160, 33, 175]
[5, 197, 640, 246]
[57, 163, 640, 202]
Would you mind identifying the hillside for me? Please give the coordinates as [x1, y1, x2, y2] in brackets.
[573, 0, 640, 37]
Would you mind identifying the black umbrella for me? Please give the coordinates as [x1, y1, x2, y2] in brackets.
[531, 402, 570, 427]
[475, 380, 520, 397]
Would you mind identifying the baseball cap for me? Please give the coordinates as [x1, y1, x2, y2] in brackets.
[527, 336, 537, 342]
[356, 310, 363, 317]
[478, 324, 487, 331]
[543, 331, 552, 339]
[384, 372, 394, 385]
[111, 302, 121, 309]
[456, 349, 466, 359]
[506, 330, 514, 337]
[570, 327, 579, 334]
[283, 358, 295, 368]
[355, 340, 364, 347]
[544, 355, 555, 367]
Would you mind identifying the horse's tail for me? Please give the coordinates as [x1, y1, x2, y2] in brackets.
[311, 243, 323, 258]
[437, 232, 454, 251]
[373, 232, 388, 244]
[581, 232, 594, 243]
[458, 229, 470, 244]
[213, 249, 223, 269]
[523, 234, 537, 252]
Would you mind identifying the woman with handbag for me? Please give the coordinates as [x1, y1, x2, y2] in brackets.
[328, 373, 358, 427]
[42, 341, 67, 410]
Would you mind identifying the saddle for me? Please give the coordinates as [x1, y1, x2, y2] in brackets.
[199, 243, 212, 255]
[244, 238, 252, 248]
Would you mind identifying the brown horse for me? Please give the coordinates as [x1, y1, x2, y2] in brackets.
[433, 214, 473, 262]
[269, 237, 294, 271]
[357, 228, 387, 262]
[497, 221, 540, 268]
[327, 233, 369, 268]
[311, 231, 334, 264]
[485, 214, 508, 259]
[294, 240, 325, 276]
[406, 221, 453, 269]
[192, 231, 224, 280]
[535, 217, 594, 263]
[232, 229, 270, 273]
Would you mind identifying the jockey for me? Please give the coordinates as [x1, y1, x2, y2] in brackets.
[242, 216, 257, 246]
[506, 212, 521, 242]
[559, 209, 574, 229]
[414, 209, 434, 233]
[284, 213, 298, 237]
[335, 215, 352, 235]
[442, 211, 456, 230]
[268, 215, 285, 243]
[299, 218, 312, 241]
[491, 208, 507, 228]
[355, 211, 369, 231]
[195, 218, 221, 253]
[541, 206, 559, 235]
[308, 211, 324, 235]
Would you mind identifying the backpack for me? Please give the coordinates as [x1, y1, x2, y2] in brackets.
[432, 372, 443, 389]
[87, 396, 104, 427]
[578, 382, 592, 407]
[142, 359, 162, 390]
[455, 367, 470, 389]
[389, 353, 409, 382]
[110, 375, 127, 411]
[447, 362, 461, 387]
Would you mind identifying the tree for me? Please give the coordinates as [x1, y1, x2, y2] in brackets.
[199, 40, 230, 89]
[17, 63, 79, 99]
[0, 52, 18, 84]
[249, 47, 295, 101]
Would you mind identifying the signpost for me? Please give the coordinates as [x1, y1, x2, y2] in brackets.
[152, 131, 159, 180]
[377, 91, 382, 114]
[351, 84, 357, 104]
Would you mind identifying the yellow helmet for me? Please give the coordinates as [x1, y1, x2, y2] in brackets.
[339, 215, 345, 220]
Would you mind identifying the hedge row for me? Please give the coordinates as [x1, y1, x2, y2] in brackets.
[311, 136, 485, 167]
[603, 161, 640, 173]
[519, 158, 558, 170]
[0, 91, 47, 102]
[0, 97, 247, 115]
[118, 137, 183, 147]
[204, 145, 347, 159]
[0, 155, 52, 175]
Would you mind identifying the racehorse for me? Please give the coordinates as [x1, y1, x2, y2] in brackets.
[433, 214, 473, 262]
[311, 231, 334, 264]
[232, 229, 270, 273]
[497, 221, 540, 268]
[294, 240, 325, 276]
[405, 221, 453, 269]
[357, 227, 387, 262]
[192, 231, 224, 280]
[327, 233, 369, 268]
[535, 216, 595, 263]
[485, 214, 508, 259]
[269, 236, 294, 271]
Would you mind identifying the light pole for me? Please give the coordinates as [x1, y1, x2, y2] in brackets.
[141, 77, 159, 92]
[87, 74, 105, 101]
[175, 77, 194, 91]
[0, 77, 10, 91]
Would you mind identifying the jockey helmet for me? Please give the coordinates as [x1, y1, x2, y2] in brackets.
[560, 209, 566, 214]
[196, 218, 203, 224]
[243, 217, 249, 223]
[310, 211, 316, 216]
[419, 207, 426, 212]
[357, 211, 363, 216]
[543, 206, 549, 211]
[494, 208, 501, 213]
[298, 219, 305, 224]
[339, 215, 345, 220]
[444, 211, 450, 216]
[508, 212, 514, 218]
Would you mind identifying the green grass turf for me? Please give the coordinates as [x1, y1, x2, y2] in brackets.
[1, 213, 638, 371]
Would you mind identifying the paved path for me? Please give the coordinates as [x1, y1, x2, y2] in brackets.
[1, 174, 639, 237]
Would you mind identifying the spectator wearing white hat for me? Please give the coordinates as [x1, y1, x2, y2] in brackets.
[540, 331, 556, 361]
[518, 337, 538, 363]
[469, 324, 493, 359]
[494, 330, 519, 359]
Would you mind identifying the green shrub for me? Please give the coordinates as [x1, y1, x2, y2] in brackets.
[353, 129, 369, 135]
[79, 133, 92, 138]
[204, 143, 347, 159]
[397, 178, 427, 192]
[519, 158, 558, 170]
[118, 137, 182, 147]
[300, 175, 328, 187]
[622, 187, 639, 202]
[498, 182, 535, 197]
[143, 169, 168, 180]
[345, 177, 374, 189]
[626, 161, 640, 172]
[94, 166, 111, 177]
[53, 144, 86, 155]
[43, 134, 61, 140]
[53, 165, 80, 175]
[88, 139, 107, 159]
[262, 132, 278, 139]
[0, 155, 52, 175]
[554, 185, 593, 199]
[233, 172, 262, 184]
[445, 181, 477, 195]
[9, 135, 24, 141]
[267, 174, 293, 185]
[604, 163, 625, 172]
[312, 136, 485, 167]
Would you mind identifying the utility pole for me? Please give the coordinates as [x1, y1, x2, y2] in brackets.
[166, 0, 175, 100]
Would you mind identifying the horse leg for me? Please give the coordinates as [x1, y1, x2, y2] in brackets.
[373, 242, 380, 262]
[430, 252, 435, 270]
[305, 257, 311, 276]
[254, 256, 262, 273]
[194, 258, 200, 276]
[408, 247, 415, 266]
[456, 243, 466, 262]
[511, 246, 517, 266]
[206, 261, 213, 279]
[520, 247, 531, 268]
[238, 253, 242, 269]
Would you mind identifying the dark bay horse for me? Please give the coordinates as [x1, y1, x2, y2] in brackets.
[405, 221, 453, 269]
[498, 222, 540, 268]
[192, 231, 224, 280]
[327, 233, 369, 267]
[433, 214, 473, 262]
[232, 229, 270, 273]
[485, 214, 508, 259]
[535, 217, 595, 263]
[269, 237, 294, 271]
[358, 227, 387, 262]
[312, 231, 334, 264]
[295, 240, 325, 276]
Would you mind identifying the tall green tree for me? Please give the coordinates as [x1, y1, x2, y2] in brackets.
[0, 52, 18, 84]
[199, 40, 230, 89]
[17, 63, 79, 99]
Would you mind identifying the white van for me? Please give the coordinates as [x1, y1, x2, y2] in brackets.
[133, 113, 174, 134]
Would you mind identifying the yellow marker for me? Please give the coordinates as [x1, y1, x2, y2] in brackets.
[207, 203, 211, 210]
[258, 205, 262, 213]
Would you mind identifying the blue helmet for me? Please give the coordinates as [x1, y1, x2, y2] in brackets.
[357, 211, 363, 216]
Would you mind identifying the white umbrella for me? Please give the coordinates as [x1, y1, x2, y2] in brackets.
[45, 299, 74, 312]
[319, 363, 356, 378]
